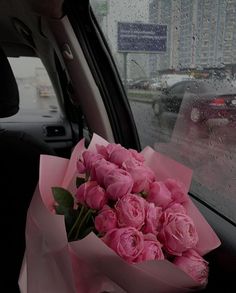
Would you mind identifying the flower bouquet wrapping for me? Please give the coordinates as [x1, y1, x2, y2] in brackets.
[19, 134, 221, 293]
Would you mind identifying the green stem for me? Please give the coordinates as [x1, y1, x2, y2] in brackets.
[74, 209, 92, 240]
[68, 206, 85, 240]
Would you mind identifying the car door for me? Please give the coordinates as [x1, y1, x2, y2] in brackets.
[163, 82, 187, 114]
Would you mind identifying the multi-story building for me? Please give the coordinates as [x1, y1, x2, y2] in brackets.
[149, 0, 174, 75]
[223, 0, 236, 66]
[193, 0, 225, 69]
[150, 0, 236, 72]
[92, 0, 236, 77]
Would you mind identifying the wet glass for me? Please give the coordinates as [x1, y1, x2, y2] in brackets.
[91, 0, 236, 224]
[2, 57, 60, 122]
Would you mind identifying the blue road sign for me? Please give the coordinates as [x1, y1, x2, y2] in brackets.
[117, 22, 167, 53]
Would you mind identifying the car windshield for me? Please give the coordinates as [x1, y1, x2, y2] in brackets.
[91, 0, 236, 224]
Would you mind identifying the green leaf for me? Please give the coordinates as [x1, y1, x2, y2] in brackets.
[52, 187, 74, 208]
[76, 177, 86, 188]
[55, 205, 69, 215]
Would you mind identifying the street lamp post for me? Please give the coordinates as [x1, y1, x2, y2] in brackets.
[130, 59, 147, 78]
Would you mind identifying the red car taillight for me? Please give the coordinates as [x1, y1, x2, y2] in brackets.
[209, 97, 226, 106]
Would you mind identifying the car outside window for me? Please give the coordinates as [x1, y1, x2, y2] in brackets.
[91, 0, 236, 224]
[1, 57, 60, 122]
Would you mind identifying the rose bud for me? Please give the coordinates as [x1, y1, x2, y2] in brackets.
[91, 158, 118, 186]
[76, 181, 107, 210]
[147, 181, 172, 209]
[95, 205, 117, 234]
[102, 227, 144, 263]
[104, 168, 134, 201]
[173, 249, 209, 286]
[77, 150, 103, 174]
[164, 178, 188, 204]
[95, 144, 109, 160]
[75, 182, 87, 205]
[108, 144, 133, 167]
[142, 203, 162, 235]
[124, 160, 156, 193]
[96, 143, 122, 160]
[131, 166, 156, 193]
[128, 148, 145, 164]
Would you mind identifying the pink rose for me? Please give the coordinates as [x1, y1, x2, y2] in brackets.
[95, 205, 117, 234]
[147, 181, 172, 209]
[164, 203, 186, 214]
[91, 159, 118, 186]
[76, 181, 107, 210]
[108, 144, 133, 167]
[128, 149, 145, 163]
[97, 143, 145, 167]
[102, 227, 144, 263]
[173, 249, 209, 286]
[142, 203, 162, 234]
[115, 194, 145, 229]
[95, 144, 109, 160]
[158, 212, 199, 256]
[147, 179, 188, 209]
[123, 160, 156, 193]
[77, 150, 103, 174]
[75, 182, 87, 204]
[77, 160, 86, 174]
[96, 143, 121, 159]
[104, 169, 134, 201]
[136, 235, 164, 262]
[164, 178, 188, 204]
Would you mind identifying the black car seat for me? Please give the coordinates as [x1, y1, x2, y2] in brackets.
[0, 47, 55, 292]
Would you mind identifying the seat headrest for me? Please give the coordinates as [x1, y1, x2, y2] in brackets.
[0, 48, 19, 118]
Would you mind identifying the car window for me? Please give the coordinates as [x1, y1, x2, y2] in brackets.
[91, 0, 236, 224]
[1, 57, 60, 122]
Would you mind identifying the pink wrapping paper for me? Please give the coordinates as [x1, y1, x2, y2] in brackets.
[19, 134, 221, 293]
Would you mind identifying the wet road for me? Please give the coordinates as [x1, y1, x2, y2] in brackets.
[129, 100, 173, 148]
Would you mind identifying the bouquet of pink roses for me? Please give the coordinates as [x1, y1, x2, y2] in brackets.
[19, 134, 221, 293]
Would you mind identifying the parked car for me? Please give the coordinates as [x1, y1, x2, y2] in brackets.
[149, 78, 162, 91]
[0, 0, 235, 292]
[152, 79, 236, 125]
[128, 79, 151, 90]
[129, 78, 162, 91]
